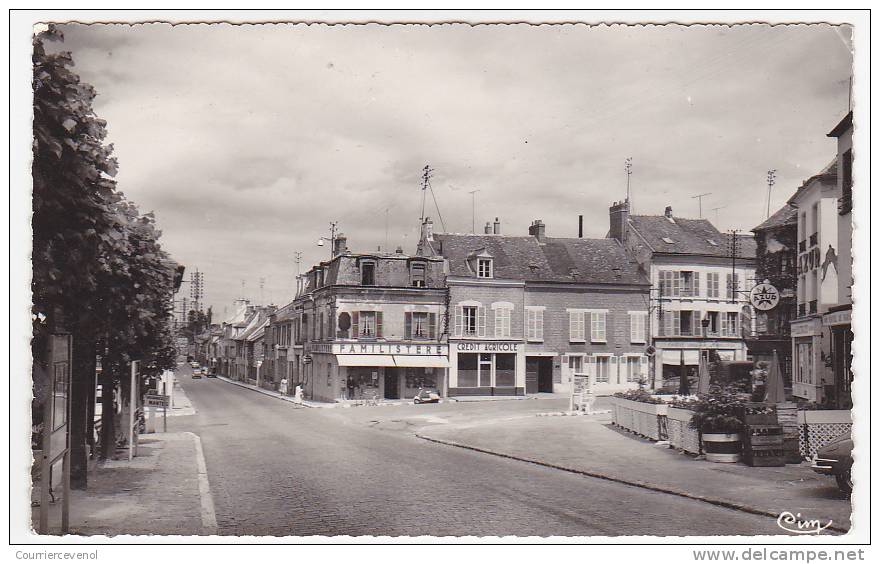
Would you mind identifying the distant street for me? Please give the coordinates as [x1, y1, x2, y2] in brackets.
[172, 373, 786, 537]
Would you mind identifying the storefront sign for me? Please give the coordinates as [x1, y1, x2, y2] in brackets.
[798, 246, 821, 276]
[312, 342, 448, 356]
[791, 318, 822, 337]
[455, 341, 520, 353]
[823, 310, 851, 327]
[749, 282, 780, 311]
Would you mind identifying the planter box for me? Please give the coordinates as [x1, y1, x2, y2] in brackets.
[667, 407, 701, 455]
[610, 397, 667, 440]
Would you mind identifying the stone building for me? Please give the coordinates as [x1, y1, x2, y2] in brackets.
[421, 216, 651, 396]
[607, 202, 757, 391]
[294, 236, 448, 403]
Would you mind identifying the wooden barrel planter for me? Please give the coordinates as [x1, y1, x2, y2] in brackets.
[701, 432, 742, 463]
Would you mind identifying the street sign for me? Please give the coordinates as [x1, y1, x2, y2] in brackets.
[749, 281, 780, 311]
[645, 345, 656, 357]
[144, 394, 170, 408]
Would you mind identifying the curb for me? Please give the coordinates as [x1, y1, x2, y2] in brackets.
[183, 431, 219, 536]
[415, 433, 850, 535]
[216, 376, 315, 407]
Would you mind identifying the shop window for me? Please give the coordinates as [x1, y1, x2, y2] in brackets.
[457, 353, 479, 387]
[361, 261, 376, 286]
[496, 353, 516, 387]
[410, 262, 427, 287]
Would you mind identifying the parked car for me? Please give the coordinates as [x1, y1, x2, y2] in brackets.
[190, 361, 200, 368]
[413, 388, 440, 404]
[811, 434, 853, 494]
[205, 368, 217, 378]
[191, 368, 203, 379]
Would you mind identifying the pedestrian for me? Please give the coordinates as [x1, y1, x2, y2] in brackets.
[347, 376, 356, 400]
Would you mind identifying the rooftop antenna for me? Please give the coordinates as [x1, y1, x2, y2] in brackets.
[420, 164, 447, 232]
[259, 277, 265, 305]
[625, 157, 633, 212]
[765, 169, 777, 220]
[384, 207, 389, 252]
[711, 205, 727, 225]
[467, 189, 481, 233]
[691, 192, 712, 218]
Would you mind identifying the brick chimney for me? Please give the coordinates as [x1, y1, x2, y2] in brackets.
[664, 206, 674, 219]
[609, 200, 630, 242]
[484, 221, 492, 234]
[333, 233, 348, 256]
[528, 219, 546, 243]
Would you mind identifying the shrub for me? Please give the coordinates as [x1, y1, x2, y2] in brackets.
[688, 388, 745, 433]
[613, 389, 665, 405]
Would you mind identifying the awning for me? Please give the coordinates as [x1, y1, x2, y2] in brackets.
[393, 355, 449, 368]
[661, 350, 700, 365]
[336, 355, 395, 367]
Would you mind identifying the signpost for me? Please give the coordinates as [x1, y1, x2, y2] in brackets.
[144, 393, 170, 432]
[128, 361, 140, 461]
[570, 373, 595, 414]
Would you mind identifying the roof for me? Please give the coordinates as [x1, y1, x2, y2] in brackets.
[628, 215, 756, 259]
[827, 111, 852, 138]
[245, 318, 269, 342]
[753, 204, 798, 232]
[787, 158, 838, 205]
[432, 234, 648, 285]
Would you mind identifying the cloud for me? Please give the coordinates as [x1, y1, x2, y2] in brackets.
[54, 22, 853, 312]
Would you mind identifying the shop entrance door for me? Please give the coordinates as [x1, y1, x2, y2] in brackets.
[384, 369, 400, 400]
[538, 357, 554, 392]
[525, 357, 539, 394]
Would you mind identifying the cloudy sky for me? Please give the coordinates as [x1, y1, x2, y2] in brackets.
[55, 22, 852, 317]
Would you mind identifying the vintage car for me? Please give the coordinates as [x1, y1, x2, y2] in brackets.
[811, 434, 854, 494]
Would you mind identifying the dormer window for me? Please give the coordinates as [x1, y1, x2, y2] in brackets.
[707, 239, 718, 246]
[360, 260, 376, 285]
[410, 262, 427, 287]
[662, 237, 675, 244]
[477, 258, 493, 278]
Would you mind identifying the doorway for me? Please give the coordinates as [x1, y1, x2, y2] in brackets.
[526, 357, 554, 394]
[384, 369, 400, 400]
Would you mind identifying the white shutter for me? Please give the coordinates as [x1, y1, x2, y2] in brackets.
[478, 305, 487, 337]
[569, 312, 577, 341]
[454, 306, 463, 337]
[536, 310, 544, 341]
[609, 356, 620, 385]
[640, 356, 649, 384]
[630, 313, 637, 343]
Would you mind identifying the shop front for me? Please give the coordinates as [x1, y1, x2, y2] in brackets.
[653, 340, 745, 392]
[448, 341, 525, 396]
[823, 307, 852, 409]
[308, 342, 449, 402]
[791, 316, 826, 403]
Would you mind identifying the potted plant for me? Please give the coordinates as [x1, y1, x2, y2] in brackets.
[689, 388, 745, 463]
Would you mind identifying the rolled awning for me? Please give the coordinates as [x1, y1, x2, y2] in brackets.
[336, 355, 395, 367]
[393, 355, 449, 368]
[661, 350, 700, 365]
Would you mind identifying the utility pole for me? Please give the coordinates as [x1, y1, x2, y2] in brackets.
[384, 207, 389, 252]
[625, 157, 633, 211]
[420, 165, 432, 226]
[692, 192, 712, 218]
[328, 221, 338, 259]
[766, 169, 777, 220]
[468, 189, 480, 233]
[728, 229, 741, 304]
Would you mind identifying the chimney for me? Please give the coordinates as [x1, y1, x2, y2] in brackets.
[609, 200, 630, 242]
[528, 219, 546, 243]
[333, 233, 348, 256]
[422, 217, 434, 242]
[578, 215, 583, 238]
[395, 245, 404, 254]
[484, 221, 493, 234]
[493, 217, 501, 235]
[664, 206, 674, 219]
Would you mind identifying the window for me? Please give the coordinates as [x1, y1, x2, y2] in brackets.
[726, 273, 740, 300]
[680, 310, 694, 336]
[590, 311, 607, 342]
[477, 258, 493, 278]
[405, 311, 436, 340]
[527, 308, 544, 342]
[493, 304, 512, 338]
[479, 354, 493, 387]
[568, 355, 584, 375]
[721, 312, 738, 336]
[361, 261, 376, 286]
[625, 356, 645, 383]
[569, 310, 586, 342]
[495, 354, 516, 387]
[352, 311, 382, 338]
[706, 311, 719, 335]
[629, 312, 647, 343]
[707, 272, 720, 298]
[410, 263, 426, 287]
[595, 356, 611, 383]
[455, 304, 485, 337]
[457, 354, 479, 387]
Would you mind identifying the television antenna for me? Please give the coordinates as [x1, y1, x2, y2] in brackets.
[691, 192, 712, 218]
[765, 169, 777, 220]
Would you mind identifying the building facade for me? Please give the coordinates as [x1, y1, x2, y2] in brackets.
[294, 239, 449, 403]
[788, 159, 841, 404]
[608, 202, 757, 391]
[422, 216, 651, 396]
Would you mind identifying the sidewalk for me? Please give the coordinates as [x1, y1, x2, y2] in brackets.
[217, 375, 317, 407]
[417, 413, 852, 533]
[31, 432, 217, 536]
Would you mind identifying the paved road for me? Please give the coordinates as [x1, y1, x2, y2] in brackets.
[173, 375, 788, 537]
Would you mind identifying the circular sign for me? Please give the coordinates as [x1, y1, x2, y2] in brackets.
[749, 282, 780, 311]
[645, 345, 656, 357]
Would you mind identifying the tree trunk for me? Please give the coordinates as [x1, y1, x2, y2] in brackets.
[100, 368, 115, 460]
[69, 337, 96, 489]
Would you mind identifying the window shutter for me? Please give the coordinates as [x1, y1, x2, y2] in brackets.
[404, 312, 412, 340]
[569, 312, 576, 341]
[352, 311, 359, 338]
[693, 272, 700, 297]
[609, 356, 619, 385]
[672, 272, 680, 297]
[478, 306, 487, 337]
[599, 312, 606, 341]
[721, 312, 728, 335]
[495, 309, 503, 338]
[454, 306, 463, 337]
[376, 311, 383, 338]
[428, 312, 437, 339]
[640, 356, 649, 383]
